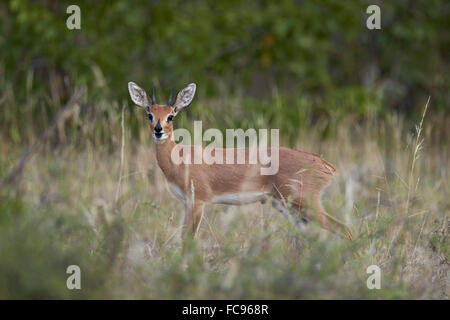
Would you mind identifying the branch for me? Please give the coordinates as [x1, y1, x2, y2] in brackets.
[0, 86, 87, 190]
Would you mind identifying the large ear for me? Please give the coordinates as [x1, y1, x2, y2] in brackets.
[173, 83, 196, 115]
[128, 82, 150, 108]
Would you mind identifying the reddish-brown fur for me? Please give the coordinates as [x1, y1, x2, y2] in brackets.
[148, 104, 353, 240]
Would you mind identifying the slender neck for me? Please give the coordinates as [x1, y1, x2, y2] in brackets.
[155, 138, 177, 177]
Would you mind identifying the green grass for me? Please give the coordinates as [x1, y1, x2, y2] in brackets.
[0, 95, 448, 299]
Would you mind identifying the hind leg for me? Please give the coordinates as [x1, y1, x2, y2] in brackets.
[305, 196, 353, 240]
[271, 177, 352, 239]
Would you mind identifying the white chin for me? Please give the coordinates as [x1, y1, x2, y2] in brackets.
[153, 133, 168, 144]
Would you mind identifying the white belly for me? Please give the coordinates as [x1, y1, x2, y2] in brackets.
[211, 192, 269, 205]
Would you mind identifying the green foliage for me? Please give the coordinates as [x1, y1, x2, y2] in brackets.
[0, 197, 106, 298]
[0, 0, 448, 116]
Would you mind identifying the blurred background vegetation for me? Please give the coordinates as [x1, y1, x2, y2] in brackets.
[1, 0, 449, 126]
[0, 0, 448, 299]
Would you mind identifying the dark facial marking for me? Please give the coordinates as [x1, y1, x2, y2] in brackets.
[154, 119, 163, 138]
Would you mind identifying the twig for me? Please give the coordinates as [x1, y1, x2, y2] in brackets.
[115, 104, 126, 203]
[412, 215, 427, 257]
[405, 96, 430, 216]
[203, 214, 221, 249]
[0, 86, 86, 190]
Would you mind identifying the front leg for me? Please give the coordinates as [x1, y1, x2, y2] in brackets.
[182, 200, 205, 239]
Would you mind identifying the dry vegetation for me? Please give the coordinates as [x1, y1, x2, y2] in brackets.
[0, 95, 448, 299]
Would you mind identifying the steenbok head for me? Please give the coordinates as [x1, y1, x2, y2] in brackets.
[128, 82, 196, 143]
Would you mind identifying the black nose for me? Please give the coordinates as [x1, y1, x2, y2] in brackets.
[154, 119, 162, 133]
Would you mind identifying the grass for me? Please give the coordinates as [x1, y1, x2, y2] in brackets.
[0, 93, 448, 299]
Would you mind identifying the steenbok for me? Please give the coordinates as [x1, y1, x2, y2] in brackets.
[128, 82, 353, 240]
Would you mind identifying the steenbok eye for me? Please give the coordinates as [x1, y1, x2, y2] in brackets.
[167, 115, 174, 122]
[147, 113, 153, 122]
